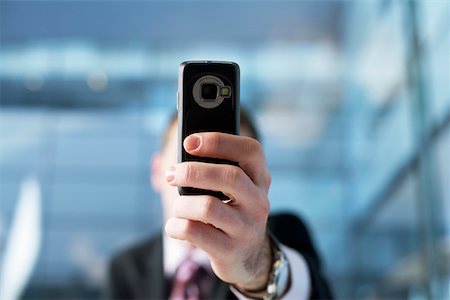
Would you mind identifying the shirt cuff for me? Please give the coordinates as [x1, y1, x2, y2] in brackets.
[229, 245, 311, 300]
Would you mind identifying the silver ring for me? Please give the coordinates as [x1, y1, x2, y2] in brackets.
[222, 198, 233, 204]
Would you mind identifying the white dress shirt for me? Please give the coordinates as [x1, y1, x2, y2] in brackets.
[163, 235, 311, 299]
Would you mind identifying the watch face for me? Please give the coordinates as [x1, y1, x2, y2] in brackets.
[264, 236, 290, 300]
[274, 253, 290, 298]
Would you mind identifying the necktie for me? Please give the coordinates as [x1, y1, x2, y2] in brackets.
[169, 254, 202, 300]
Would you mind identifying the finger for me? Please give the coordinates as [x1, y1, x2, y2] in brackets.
[173, 195, 249, 237]
[184, 132, 270, 186]
[166, 162, 260, 208]
[165, 218, 232, 257]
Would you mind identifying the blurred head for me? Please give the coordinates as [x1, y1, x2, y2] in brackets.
[150, 110, 259, 221]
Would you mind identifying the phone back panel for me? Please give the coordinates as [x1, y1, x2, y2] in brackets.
[178, 61, 240, 199]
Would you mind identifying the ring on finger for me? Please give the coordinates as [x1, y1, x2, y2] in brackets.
[222, 198, 233, 204]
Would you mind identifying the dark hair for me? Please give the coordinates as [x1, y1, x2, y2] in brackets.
[162, 108, 260, 149]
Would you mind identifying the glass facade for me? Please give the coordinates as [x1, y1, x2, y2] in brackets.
[0, 1, 448, 299]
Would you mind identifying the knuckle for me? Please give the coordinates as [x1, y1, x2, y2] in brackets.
[208, 133, 223, 152]
[247, 138, 263, 156]
[224, 166, 241, 186]
[183, 163, 197, 183]
[254, 191, 270, 220]
[264, 199, 270, 215]
[258, 169, 272, 191]
[261, 197, 270, 216]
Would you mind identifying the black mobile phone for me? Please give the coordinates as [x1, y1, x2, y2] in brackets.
[177, 61, 240, 200]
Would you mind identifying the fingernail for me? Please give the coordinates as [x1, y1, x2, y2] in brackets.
[185, 134, 201, 151]
[165, 166, 176, 183]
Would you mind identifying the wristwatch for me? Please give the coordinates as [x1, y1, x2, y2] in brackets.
[237, 232, 291, 300]
[264, 233, 291, 300]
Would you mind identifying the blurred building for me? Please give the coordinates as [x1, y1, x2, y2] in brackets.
[0, 1, 449, 299]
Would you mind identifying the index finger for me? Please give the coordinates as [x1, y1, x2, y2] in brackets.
[184, 132, 270, 187]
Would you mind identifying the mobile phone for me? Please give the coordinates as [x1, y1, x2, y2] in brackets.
[177, 61, 240, 200]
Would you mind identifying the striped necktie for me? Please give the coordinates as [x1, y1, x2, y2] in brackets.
[169, 254, 203, 300]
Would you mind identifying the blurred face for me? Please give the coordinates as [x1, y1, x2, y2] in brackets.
[151, 122, 179, 221]
[151, 121, 253, 221]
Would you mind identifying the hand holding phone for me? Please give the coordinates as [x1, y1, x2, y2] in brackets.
[168, 61, 273, 292]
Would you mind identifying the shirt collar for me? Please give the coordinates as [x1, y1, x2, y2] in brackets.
[163, 232, 213, 277]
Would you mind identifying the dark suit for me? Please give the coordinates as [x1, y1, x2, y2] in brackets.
[107, 213, 333, 299]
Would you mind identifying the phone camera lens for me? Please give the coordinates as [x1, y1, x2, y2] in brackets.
[201, 83, 217, 101]
[193, 75, 226, 109]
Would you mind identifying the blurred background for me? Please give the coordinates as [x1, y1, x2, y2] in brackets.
[0, 0, 449, 299]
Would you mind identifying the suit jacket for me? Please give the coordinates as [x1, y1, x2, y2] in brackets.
[107, 212, 333, 299]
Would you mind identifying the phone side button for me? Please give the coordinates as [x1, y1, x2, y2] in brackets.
[176, 91, 179, 111]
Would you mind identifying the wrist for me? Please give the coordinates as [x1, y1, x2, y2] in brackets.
[233, 232, 291, 300]
[235, 234, 272, 292]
